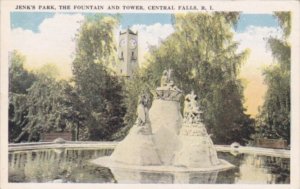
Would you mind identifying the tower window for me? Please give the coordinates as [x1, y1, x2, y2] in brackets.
[131, 51, 136, 60]
[120, 52, 124, 59]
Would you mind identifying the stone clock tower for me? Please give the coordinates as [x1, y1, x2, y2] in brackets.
[117, 28, 139, 77]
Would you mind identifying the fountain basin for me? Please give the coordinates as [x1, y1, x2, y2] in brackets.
[91, 156, 234, 173]
[7, 143, 291, 184]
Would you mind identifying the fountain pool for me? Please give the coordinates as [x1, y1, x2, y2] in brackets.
[8, 145, 290, 184]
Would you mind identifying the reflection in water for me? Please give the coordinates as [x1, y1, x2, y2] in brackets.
[175, 171, 218, 184]
[110, 168, 219, 184]
[235, 154, 290, 184]
[218, 152, 290, 184]
[9, 149, 115, 183]
[8, 149, 290, 184]
[111, 169, 174, 184]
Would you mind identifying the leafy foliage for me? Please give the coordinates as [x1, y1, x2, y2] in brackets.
[9, 51, 36, 142]
[72, 15, 126, 141]
[9, 50, 36, 94]
[123, 13, 254, 144]
[9, 51, 79, 142]
[256, 12, 291, 144]
[9, 93, 29, 142]
[13, 69, 73, 142]
[9, 15, 126, 142]
[274, 12, 291, 38]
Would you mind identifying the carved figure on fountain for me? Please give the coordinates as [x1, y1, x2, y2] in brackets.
[110, 91, 161, 166]
[174, 91, 220, 168]
[135, 92, 152, 135]
[183, 91, 203, 124]
[153, 69, 183, 102]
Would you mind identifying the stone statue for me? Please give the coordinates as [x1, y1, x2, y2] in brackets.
[136, 92, 150, 126]
[160, 70, 170, 88]
[184, 93, 192, 117]
[183, 91, 203, 124]
[167, 80, 182, 93]
[160, 69, 174, 90]
[160, 69, 178, 90]
[155, 69, 182, 100]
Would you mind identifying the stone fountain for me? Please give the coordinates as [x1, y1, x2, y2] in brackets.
[92, 69, 234, 176]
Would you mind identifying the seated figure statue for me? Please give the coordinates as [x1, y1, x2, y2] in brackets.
[158, 69, 172, 90]
[160, 70, 170, 88]
[167, 80, 182, 93]
[154, 69, 182, 102]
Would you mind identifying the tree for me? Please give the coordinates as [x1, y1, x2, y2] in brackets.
[9, 50, 36, 142]
[72, 15, 126, 141]
[123, 13, 254, 144]
[9, 50, 36, 94]
[14, 66, 72, 142]
[256, 12, 291, 144]
[63, 83, 86, 141]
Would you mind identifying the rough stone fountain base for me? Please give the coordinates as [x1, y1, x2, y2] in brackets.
[91, 70, 236, 176]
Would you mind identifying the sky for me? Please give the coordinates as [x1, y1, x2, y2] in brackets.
[10, 12, 282, 117]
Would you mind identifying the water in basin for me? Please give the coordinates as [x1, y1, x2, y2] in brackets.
[8, 148, 290, 184]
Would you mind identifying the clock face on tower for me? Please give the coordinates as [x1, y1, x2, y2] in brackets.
[119, 39, 125, 47]
[129, 38, 137, 49]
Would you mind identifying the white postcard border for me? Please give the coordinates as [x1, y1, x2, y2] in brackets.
[1, 0, 299, 189]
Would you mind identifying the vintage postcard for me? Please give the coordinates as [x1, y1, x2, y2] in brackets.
[1, 0, 300, 189]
